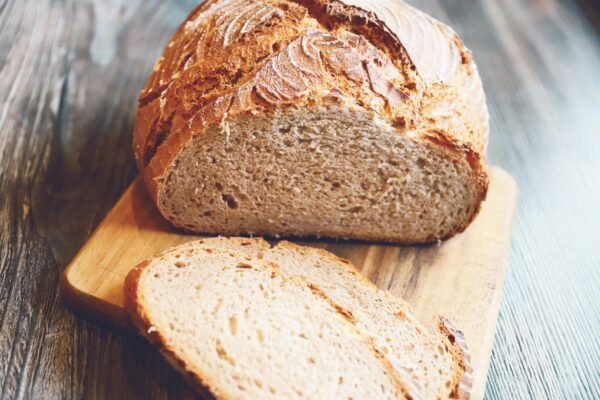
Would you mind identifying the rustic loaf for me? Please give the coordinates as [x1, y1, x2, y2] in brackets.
[134, 0, 489, 243]
[126, 237, 472, 399]
[124, 245, 413, 399]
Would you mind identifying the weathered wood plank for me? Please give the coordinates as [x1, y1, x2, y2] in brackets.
[1, 1, 197, 399]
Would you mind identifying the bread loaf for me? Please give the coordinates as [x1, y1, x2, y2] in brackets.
[125, 237, 472, 399]
[134, 0, 489, 243]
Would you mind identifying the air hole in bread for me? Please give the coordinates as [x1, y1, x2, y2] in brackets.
[215, 339, 235, 366]
[229, 315, 238, 335]
[222, 194, 238, 209]
[447, 334, 456, 344]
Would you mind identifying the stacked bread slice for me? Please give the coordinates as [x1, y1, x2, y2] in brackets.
[125, 237, 472, 399]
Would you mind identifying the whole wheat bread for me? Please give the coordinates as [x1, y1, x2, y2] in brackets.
[133, 0, 489, 243]
[126, 238, 472, 399]
[125, 245, 413, 399]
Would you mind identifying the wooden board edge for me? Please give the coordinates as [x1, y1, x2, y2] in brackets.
[61, 267, 134, 331]
[60, 183, 140, 332]
[472, 168, 518, 398]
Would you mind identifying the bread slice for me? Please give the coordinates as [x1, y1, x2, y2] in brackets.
[125, 245, 414, 399]
[264, 241, 472, 399]
[133, 0, 489, 243]
[163, 237, 472, 399]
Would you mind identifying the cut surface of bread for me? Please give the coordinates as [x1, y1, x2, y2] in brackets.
[134, 0, 489, 243]
[141, 237, 472, 399]
[158, 106, 486, 242]
[125, 245, 411, 399]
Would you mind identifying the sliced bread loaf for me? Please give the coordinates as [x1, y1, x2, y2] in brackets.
[141, 237, 472, 399]
[134, 0, 489, 243]
[125, 245, 414, 399]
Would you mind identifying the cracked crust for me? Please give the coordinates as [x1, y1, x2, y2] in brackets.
[133, 0, 489, 242]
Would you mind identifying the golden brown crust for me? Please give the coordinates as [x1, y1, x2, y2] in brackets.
[287, 0, 418, 80]
[421, 130, 489, 241]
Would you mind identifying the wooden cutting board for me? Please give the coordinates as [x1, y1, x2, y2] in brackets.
[61, 166, 517, 399]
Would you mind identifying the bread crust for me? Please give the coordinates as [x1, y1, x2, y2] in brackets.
[124, 259, 222, 399]
[438, 317, 473, 400]
[133, 0, 489, 241]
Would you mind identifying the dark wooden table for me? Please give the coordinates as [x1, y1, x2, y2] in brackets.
[1, 0, 599, 398]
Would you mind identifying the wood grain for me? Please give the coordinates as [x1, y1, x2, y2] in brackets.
[1, 0, 599, 399]
[61, 166, 516, 398]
